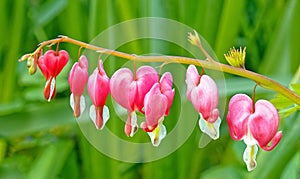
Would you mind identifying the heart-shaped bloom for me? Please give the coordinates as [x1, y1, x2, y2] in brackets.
[185, 65, 221, 140]
[38, 50, 69, 101]
[110, 66, 158, 137]
[227, 94, 282, 171]
[141, 72, 175, 146]
[87, 60, 110, 130]
[68, 55, 89, 118]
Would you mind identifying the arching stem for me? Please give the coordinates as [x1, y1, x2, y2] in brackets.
[19, 35, 300, 106]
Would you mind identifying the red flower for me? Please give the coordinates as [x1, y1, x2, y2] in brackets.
[227, 94, 282, 171]
[110, 66, 158, 137]
[87, 60, 110, 130]
[185, 65, 221, 139]
[141, 72, 175, 146]
[38, 50, 69, 101]
[68, 55, 89, 118]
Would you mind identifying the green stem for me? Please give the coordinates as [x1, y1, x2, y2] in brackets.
[20, 36, 300, 106]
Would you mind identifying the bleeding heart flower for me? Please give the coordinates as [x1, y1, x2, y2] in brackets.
[227, 94, 282, 171]
[110, 66, 158, 137]
[141, 72, 175, 146]
[38, 50, 69, 101]
[87, 60, 110, 130]
[68, 55, 89, 118]
[185, 65, 221, 140]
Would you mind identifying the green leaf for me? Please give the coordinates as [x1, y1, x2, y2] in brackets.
[200, 166, 243, 179]
[31, 0, 67, 27]
[27, 140, 74, 179]
[291, 83, 300, 95]
[278, 106, 300, 119]
[270, 94, 295, 109]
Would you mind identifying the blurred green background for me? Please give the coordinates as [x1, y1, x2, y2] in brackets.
[0, 0, 300, 178]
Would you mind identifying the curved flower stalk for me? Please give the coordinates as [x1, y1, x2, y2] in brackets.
[38, 50, 69, 101]
[227, 94, 282, 171]
[110, 66, 159, 137]
[141, 72, 175, 146]
[68, 55, 89, 118]
[87, 60, 110, 130]
[186, 65, 221, 140]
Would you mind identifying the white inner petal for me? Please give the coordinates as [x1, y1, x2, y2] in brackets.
[79, 95, 86, 116]
[89, 105, 98, 129]
[48, 78, 56, 102]
[70, 93, 74, 111]
[101, 105, 110, 130]
[147, 118, 167, 147]
[199, 113, 221, 140]
[243, 144, 258, 171]
[243, 127, 258, 146]
[129, 111, 138, 137]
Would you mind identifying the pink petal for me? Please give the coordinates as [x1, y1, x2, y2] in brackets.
[227, 94, 252, 140]
[190, 75, 218, 120]
[131, 66, 158, 112]
[55, 50, 69, 76]
[142, 83, 168, 132]
[88, 63, 110, 107]
[186, 65, 200, 100]
[110, 68, 133, 110]
[37, 56, 50, 79]
[68, 55, 89, 96]
[43, 50, 69, 77]
[160, 72, 175, 115]
[249, 100, 281, 150]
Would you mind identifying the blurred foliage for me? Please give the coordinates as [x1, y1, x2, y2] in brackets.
[0, 0, 300, 178]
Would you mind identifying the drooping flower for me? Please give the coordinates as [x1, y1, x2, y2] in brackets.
[227, 94, 282, 171]
[141, 72, 175, 146]
[87, 60, 110, 130]
[110, 66, 158, 137]
[38, 50, 69, 101]
[68, 55, 89, 118]
[185, 65, 221, 140]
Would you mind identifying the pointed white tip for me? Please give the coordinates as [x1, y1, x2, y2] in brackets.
[243, 144, 258, 171]
[199, 113, 221, 140]
[147, 121, 167, 147]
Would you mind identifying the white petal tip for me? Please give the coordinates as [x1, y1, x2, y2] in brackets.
[243, 145, 258, 172]
[102, 105, 110, 129]
[89, 105, 98, 129]
[129, 112, 138, 137]
[199, 114, 221, 140]
[70, 94, 86, 118]
[147, 123, 167, 147]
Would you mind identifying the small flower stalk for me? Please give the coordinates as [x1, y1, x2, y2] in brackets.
[141, 72, 175, 146]
[110, 66, 159, 137]
[224, 47, 246, 68]
[68, 55, 89, 118]
[227, 94, 282, 171]
[88, 60, 110, 130]
[38, 50, 69, 101]
[188, 30, 201, 46]
[186, 65, 221, 140]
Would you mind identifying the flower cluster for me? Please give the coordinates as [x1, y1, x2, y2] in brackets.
[24, 44, 283, 169]
[184, 64, 281, 171]
[33, 50, 175, 146]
